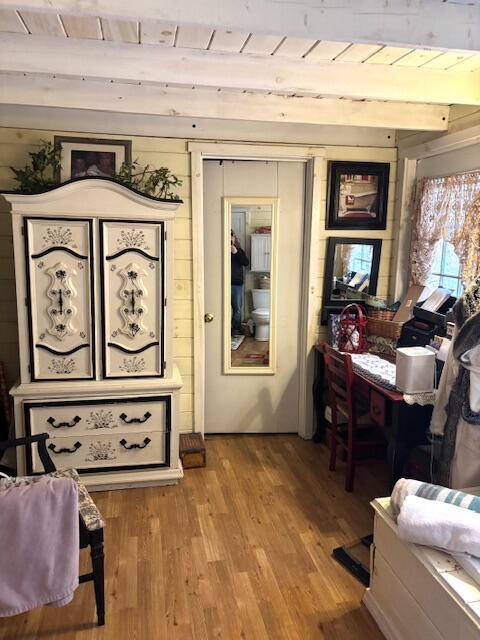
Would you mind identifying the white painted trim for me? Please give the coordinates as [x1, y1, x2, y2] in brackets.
[190, 141, 324, 438]
[391, 157, 417, 300]
[399, 124, 480, 160]
[188, 142, 324, 160]
[299, 155, 326, 439]
[0, 74, 448, 131]
[3, 178, 181, 211]
[191, 150, 205, 437]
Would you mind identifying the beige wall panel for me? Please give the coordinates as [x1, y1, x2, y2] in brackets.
[174, 259, 193, 280]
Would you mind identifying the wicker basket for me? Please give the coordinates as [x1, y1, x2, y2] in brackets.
[368, 317, 403, 340]
[366, 307, 396, 321]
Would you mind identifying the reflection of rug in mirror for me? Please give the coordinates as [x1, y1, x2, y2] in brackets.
[241, 352, 269, 366]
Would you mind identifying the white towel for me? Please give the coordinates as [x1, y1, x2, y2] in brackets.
[397, 495, 480, 558]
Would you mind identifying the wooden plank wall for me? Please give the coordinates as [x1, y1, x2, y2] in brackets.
[0, 126, 399, 433]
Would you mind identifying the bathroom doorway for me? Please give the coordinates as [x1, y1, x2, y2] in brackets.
[203, 160, 305, 433]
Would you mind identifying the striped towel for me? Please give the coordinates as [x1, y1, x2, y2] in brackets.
[391, 478, 480, 518]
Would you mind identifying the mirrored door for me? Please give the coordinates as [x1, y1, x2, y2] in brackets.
[223, 198, 278, 374]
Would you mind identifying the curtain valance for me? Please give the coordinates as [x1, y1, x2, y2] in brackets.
[410, 171, 480, 286]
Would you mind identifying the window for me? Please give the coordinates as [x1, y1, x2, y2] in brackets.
[428, 239, 463, 297]
[349, 244, 373, 274]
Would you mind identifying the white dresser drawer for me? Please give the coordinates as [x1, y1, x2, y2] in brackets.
[25, 396, 169, 438]
[31, 430, 168, 473]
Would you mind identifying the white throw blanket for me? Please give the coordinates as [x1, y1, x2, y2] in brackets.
[0, 476, 79, 616]
[397, 495, 480, 558]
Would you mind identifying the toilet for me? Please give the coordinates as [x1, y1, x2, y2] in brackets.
[251, 289, 270, 341]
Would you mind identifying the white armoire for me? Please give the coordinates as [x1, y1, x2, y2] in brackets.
[4, 178, 184, 490]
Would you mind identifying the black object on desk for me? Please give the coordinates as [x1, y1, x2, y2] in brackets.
[399, 296, 455, 348]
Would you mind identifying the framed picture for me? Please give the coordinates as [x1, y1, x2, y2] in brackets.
[54, 136, 132, 183]
[326, 161, 390, 230]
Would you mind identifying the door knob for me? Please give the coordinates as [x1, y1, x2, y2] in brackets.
[204, 313, 214, 323]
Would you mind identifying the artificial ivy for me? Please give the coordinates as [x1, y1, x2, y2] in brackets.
[10, 140, 61, 194]
[10, 140, 182, 200]
[114, 159, 182, 200]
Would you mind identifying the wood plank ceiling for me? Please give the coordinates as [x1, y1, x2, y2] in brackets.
[0, 9, 478, 72]
[0, 5, 478, 132]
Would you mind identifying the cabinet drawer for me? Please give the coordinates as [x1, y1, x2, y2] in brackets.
[25, 396, 170, 438]
[30, 430, 168, 474]
[370, 389, 386, 427]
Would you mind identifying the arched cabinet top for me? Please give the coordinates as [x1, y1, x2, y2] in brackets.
[2, 177, 182, 219]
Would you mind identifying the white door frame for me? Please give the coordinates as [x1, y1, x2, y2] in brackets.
[189, 142, 326, 439]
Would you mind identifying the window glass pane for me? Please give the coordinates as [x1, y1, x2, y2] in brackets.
[350, 245, 372, 273]
[431, 241, 442, 273]
[440, 276, 459, 294]
[443, 242, 460, 277]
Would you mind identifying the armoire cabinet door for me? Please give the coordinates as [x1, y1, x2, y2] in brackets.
[24, 217, 95, 380]
[101, 220, 165, 378]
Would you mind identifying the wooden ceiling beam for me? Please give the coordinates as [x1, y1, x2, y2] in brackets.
[1, 33, 479, 105]
[5, 0, 480, 52]
[0, 74, 449, 131]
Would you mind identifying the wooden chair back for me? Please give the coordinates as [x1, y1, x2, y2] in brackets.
[323, 344, 355, 422]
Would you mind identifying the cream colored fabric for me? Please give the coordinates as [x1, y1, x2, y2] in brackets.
[460, 343, 480, 412]
[410, 171, 480, 286]
[454, 195, 480, 288]
[451, 343, 480, 488]
[430, 326, 459, 436]
[451, 420, 480, 489]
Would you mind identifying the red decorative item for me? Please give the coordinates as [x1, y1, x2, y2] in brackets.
[338, 303, 368, 353]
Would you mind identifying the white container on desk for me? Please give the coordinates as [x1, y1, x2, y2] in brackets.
[395, 346, 436, 394]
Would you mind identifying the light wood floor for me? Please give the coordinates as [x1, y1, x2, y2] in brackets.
[0, 435, 389, 640]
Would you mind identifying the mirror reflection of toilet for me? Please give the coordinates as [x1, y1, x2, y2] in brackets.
[251, 289, 270, 341]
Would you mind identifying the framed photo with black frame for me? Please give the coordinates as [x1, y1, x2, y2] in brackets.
[326, 161, 390, 230]
[54, 136, 132, 183]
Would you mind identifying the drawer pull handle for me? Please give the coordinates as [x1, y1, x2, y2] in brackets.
[48, 441, 82, 454]
[47, 415, 81, 429]
[119, 437, 152, 450]
[119, 411, 152, 425]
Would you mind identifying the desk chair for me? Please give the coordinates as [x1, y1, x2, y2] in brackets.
[0, 433, 105, 626]
[324, 345, 382, 492]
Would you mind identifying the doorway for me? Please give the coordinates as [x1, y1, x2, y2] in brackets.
[203, 160, 306, 433]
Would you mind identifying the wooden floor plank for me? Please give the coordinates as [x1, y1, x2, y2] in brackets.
[0, 435, 388, 639]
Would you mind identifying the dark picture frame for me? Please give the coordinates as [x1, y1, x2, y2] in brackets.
[326, 161, 390, 230]
[54, 136, 132, 183]
[321, 236, 382, 323]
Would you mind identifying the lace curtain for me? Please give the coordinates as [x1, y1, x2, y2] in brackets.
[341, 244, 354, 274]
[410, 171, 480, 286]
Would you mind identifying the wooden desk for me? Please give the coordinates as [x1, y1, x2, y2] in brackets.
[313, 343, 433, 488]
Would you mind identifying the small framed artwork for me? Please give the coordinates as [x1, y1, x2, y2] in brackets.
[54, 136, 132, 183]
[326, 161, 390, 230]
